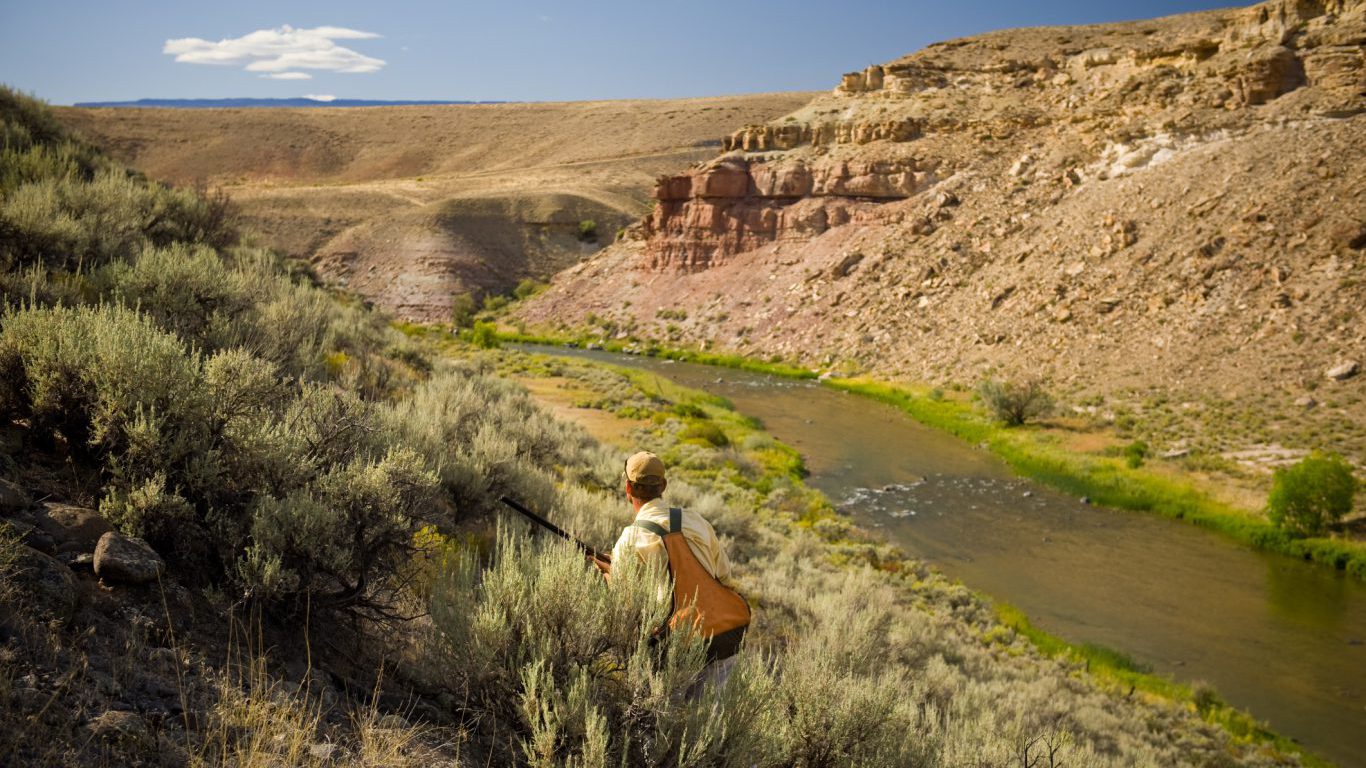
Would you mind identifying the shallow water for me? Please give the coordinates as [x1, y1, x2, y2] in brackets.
[521, 344, 1366, 765]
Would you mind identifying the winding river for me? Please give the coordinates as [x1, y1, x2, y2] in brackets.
[523, 344, 1366, 766]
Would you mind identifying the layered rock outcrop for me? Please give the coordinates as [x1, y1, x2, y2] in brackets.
[645, 155, 940, 269]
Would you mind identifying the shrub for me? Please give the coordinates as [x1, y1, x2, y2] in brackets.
[513, 278, 546, 300]
[977, 377, 1054, 426]
[450, 292, 476, 328]
[239, 446, 438, 615]
[1267, 452, 1356, 536]
[102, 243, 254, 349]
[0, 304, 205, 456]
[1123, 440, 1149, 469]
[468, 321, 500, 349]
[680, 421, 729, 447]
[577, 219, 597, 242]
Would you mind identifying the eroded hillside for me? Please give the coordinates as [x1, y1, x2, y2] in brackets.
[57, 94, 814, 320]
[516, 0, 1366, 466]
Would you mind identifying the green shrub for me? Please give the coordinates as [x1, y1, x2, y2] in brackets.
[1124, 440, 1149, 469]
[671, 403, 707, 419]
[1267, 452, 1356, 536]
[0, 304, 205, 456]
[513, 278, 546, 300]
[577, 219, 597, 242]
[102, 243, 254, 349]
[482, 294, 509, 313]
[468, 321, 500, 349]
[976, 377, 1054, 426]
[680, 420, 729, 447]
[450, 292, 476, 328]
[239, 446, 437, 613]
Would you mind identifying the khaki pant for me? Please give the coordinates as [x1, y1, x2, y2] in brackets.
[685, 655, 737, 705]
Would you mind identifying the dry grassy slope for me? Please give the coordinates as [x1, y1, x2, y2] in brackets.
[56, 94, 815, 319]
[516, 0, 1366, 467]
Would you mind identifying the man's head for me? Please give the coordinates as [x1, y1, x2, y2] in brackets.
[624, 451, 667, 506]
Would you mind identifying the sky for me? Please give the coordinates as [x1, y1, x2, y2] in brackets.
[1, 0, 1241, 105]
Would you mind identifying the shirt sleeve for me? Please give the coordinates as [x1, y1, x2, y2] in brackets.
[610, 525, 667, 575]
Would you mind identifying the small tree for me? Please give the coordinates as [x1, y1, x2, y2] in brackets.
[1267, 452, 1356, 536]
[450, 293, 476, 329]
[976, 377, 1053, 426]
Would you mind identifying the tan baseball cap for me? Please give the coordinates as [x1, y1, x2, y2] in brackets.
[624, 451, 666, 486]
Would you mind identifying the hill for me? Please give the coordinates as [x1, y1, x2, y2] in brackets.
[515, 0, 1366, 471]
[56, 93, 815, 320]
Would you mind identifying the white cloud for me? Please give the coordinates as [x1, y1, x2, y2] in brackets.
[164, 25, 385, 76]
[303, 94, 337, 102]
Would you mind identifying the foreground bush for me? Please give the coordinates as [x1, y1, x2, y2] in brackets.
[977, 377, 1054, 426]
[1268, 452, 1357, 536]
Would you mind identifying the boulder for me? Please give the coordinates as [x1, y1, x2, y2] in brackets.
[87, 710, 154, 752]
[1326, 360, 1359, 381]
[37, 503, 113, 552]
[93, 532, 165, 585]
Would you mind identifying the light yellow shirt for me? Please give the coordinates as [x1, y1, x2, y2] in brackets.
[610, 498, 732, 584]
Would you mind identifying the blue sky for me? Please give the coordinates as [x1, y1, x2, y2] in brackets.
[1, 0, 1238, 105]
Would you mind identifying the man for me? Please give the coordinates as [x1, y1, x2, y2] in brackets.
[591, 451, 731, 588]
[592, 451, 743, 698]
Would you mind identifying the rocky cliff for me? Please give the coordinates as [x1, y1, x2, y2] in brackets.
[517, 0, 1366, 465]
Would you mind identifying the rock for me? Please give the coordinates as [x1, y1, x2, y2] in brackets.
[94, 532, 165, 585]
[310, 742, 341, 762]
[1161, 449, 1191, 460]
[0, 478, 31, 513]
[37, 503, 113, 552]
[1080, 496, 1091, 505]
[88, 710, 153, 751]
[12, 545, 78, 623]
[1294, 396, 1317, 409]
[58, 551, 96, 571]
[831, 252, 864, 279]
[1325, 360, 1359, 381]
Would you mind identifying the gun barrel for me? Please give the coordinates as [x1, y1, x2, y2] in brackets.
[499, 496, 609, 562]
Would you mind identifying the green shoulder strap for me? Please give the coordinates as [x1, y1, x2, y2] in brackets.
[631, 519, 669, 538]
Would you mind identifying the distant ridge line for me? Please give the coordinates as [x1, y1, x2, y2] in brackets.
[72, 98, 510, 109]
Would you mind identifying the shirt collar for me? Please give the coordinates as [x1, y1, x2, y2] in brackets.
[634, 497, 668, 520]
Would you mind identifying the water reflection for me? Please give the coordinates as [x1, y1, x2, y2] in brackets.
[1265, 557, 1350, 631]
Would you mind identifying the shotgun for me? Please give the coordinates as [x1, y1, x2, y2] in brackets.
[499, 496, 610, 562]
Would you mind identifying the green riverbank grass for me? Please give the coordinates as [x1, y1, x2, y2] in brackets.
[492, 328, 1366, 581]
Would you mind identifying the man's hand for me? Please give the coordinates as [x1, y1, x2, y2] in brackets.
[589, 553, 612, 578]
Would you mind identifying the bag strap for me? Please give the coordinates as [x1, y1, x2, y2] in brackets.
[631, 519, 669, 538]
[669, 507, 682, 534]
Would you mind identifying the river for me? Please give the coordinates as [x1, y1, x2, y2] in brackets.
[521, 344, 1366, 766]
